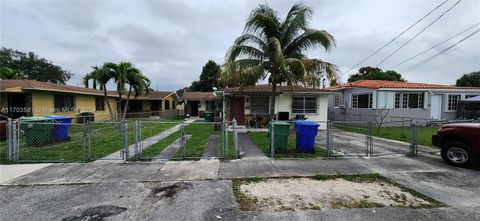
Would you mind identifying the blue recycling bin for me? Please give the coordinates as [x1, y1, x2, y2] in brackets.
[45, 115, 73, 141]
[294, 121, 320, 153]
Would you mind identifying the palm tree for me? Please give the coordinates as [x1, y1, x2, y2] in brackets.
[84, 65, 115, 120]
[223, 3, 340, 117]
[109, 62, 151, 122]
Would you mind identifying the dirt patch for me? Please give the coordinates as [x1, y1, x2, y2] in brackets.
[62, 205, 127, 221]
[233, 175, 443, 211]
[150, 182, 192, 199]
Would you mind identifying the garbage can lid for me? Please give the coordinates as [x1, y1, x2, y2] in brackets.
[294, 120, 319, 126]
[272, 121, 291, 126]
[45, 115, 73, 119]
[19, 116, 50, 121]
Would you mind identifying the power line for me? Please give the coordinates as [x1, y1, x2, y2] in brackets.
[339, 0, 450, 77]
[375, 0, 462, 67]
[390, 22, 480, 68]
[405, 28, 480, 69]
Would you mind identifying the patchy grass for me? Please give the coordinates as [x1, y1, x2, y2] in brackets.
[1, 120, 183, 163]
[232, 174, 445, 211]
[247, 131, 328, 158]
[334, 125, 438, 147]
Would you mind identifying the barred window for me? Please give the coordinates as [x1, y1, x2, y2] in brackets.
[54, 95, 74, 112]
[95, 97, 105, 111]
[251, 96, 269, 114]
[334, 95, 341, 107]
[172, 101, 176, 109]
[448, 94, 460, 111]
[395, 93, 401, 108]
[352, 93, 372, 108]
[395, 93, 424, 109]
[292, 96, 317, 113]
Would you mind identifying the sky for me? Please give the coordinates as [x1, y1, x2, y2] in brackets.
[1, 0, 479, 91]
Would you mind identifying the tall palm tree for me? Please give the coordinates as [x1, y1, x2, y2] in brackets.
[110, 62, 151, 122]
[223, 3, 340, 117]
[84, 65, 115, 120]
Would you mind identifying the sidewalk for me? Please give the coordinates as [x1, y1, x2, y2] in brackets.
[0, 163, 52, 183]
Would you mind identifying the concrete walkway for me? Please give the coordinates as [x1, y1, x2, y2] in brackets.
[202, 135, 220, 159]
[0, 164, 52, 183]
[153, 135, 191, 160]
[101, 119, 195, 160]
[238, 133, 266, 158]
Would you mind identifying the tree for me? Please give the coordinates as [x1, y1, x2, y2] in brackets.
[189, 60, 222, 92]
[222, 3, 339, 117]
[84, 62, 150, 122]
[456, 71, 480, 87]
[0, 67, 20, 79]
[0, 47, 72, 83]
[348, 66, 405, 82]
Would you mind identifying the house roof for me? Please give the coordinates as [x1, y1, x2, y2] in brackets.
[327, 80, 480, 90]
[181, 92, 217, 101]
[130, 91, 178, 100]
[223, 84, 332, 94]
[0, 79, 117, 96]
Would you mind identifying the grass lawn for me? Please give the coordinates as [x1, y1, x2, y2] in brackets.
[247, 131, 328, 158]
[141, 122, 237, 160]
[0, 119, 183, 163]
[334, 124, 438, 147]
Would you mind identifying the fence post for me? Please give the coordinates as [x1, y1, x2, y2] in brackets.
[225, 121, 229, 160]
[410, 122, 418, 156]
[233, 119, 238, 160]
[367, 122, 373, 157]
[83, 120, 87, 161]
[123, 121, 129, 161]
[402, 117, 405, 138]
[181, 122, 186, 159]
[326, 120, 332, 157]
[7, 118, 13, 162]
[134, 120, 139, 160]
[270, 121, 275, 158]
[87, 120, 91, 161]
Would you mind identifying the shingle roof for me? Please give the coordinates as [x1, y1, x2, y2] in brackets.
[0, 79, 117, 96]
[131, 91, 176, 100]
[181, 92, 217, 101]
[223, 84, 332, 94]
[327, 80, 480, 90]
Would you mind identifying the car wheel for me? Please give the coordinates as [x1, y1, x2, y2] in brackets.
[441, 142, 471, 167]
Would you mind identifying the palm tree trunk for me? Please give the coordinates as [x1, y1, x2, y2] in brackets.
[117, 92, 123, 122]
[270, 84, 276, 120]
[122, 85, 132, 122]
[103, 85, 114, 121]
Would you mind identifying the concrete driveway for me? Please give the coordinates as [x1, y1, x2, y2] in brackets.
[1, 155, 480, 220]
[315, 128, 440, 156]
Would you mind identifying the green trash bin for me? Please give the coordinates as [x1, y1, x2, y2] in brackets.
[204, 111, 214, 122]
[19, 116, 55, 147]
[269, 121, 290, 153]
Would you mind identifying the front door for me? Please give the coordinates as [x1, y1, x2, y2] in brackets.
[431, 95, 442, 119]
[229, 97, 245, 125]
[190, 101, 199, 117]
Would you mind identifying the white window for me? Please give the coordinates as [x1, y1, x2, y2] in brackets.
[250, 96, 269, 114]
[352, 93, 372, 109]
[447, 94, 460, 111]
[394, 93, 424, 109]
[334, 95, 341, 108]
[292, 96, 317, 113]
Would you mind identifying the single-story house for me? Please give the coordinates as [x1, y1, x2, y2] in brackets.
[0, 80, 118, 121]
[221, 85, 332, 129]
[327, 80, 480, 121]
[123, 91, 179, 119]
[0, 80, 179, 121]
[180, 91, 218, 118]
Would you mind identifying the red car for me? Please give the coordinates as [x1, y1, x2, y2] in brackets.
[432, 123, 480, 167]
